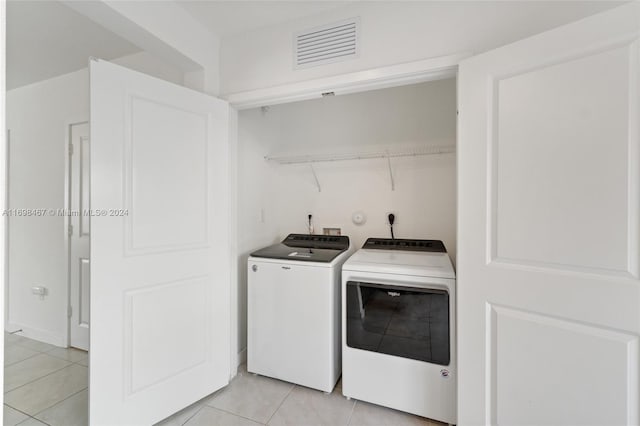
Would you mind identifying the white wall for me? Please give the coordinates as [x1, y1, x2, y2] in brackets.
[111, 51, 185, 87]
[237, 78, 456, 357]
[221, 1, 620, 95]
[6, 52, 185, 346]
[6, 69, 88, 345]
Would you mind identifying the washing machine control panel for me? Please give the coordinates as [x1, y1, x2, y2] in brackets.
[284, 234, 350, 250]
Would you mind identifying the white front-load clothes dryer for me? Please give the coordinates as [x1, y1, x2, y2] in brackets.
[248, 234, 352, 393]
[341, 238, 456, 424]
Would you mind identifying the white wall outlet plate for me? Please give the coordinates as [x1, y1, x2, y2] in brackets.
[32, 286, 48, 300]
[323, 227, 341, 236]
[352, 211, 366, 225]
[31, 286, 47, 296]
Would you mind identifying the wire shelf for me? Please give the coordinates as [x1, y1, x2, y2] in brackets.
[264, 145, 456, 164]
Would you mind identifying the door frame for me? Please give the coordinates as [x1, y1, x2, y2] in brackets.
[1, 0, 6, 405]
[224, 51, 469, 372]
[4, 130, 9, 329]
[64, 117, 89, 348]
[225, 53, 468, 110]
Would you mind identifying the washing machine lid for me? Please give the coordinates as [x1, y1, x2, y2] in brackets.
[343, 238, 455, 279]
[250, 234, 350, 263]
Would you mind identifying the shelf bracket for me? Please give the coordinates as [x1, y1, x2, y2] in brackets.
[310, 164, 321, 192]
[386, 151, 395, 191]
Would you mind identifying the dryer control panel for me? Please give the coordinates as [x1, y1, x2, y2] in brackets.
[362, 238, 446, 252]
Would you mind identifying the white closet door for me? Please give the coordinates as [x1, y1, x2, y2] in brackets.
[90, 59, 231, 425]
[69, 121, 90, 351]
[458, 3, 640, 424]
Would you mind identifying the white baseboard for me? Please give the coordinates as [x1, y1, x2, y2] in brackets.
[5, 322, 66, 347]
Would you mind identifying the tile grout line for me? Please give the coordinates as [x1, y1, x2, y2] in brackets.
[178, 404, 205, 426]
[20, 414, 52, 426]
[4, 338, 46, 364]
[31, 386, 88, 421]
[4, 403, 32, 419]
[176, 394, 226, 426]
[5, 334, 86, 422]
[13, 342, 56, 354]
[4, 361, 77, 394]
[44, 346, 89, 364]
[6, 336, 87, 366]
[4, 364, 88, 417]
[264, 384, 296, 425]
[7, 334, 88, 357]
[48, 355, 89, 364]
[9, 381, 89, 423]
[202, 370, 291, 425]
[206, 405, 269, 425]
[4, 351, 41, 367]
[346, 399, 358, 426]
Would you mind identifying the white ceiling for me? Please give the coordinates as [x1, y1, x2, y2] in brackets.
[7, 0, 351, 89]
[176, 1, 352, 37]
[7, 1, 625, 90]
[7, 0, 141, 90]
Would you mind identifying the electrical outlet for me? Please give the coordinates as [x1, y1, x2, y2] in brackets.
[32, 286, 47, 300]
[323, 227, 341, 236]
[307, 212, 314, 234]
[387, 212, 397, 224]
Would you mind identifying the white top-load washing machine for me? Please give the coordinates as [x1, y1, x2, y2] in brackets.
[341, 238, 456, 424]
[248, 234, 352, 393]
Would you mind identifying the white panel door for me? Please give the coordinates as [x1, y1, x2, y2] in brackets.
[69, 121, 90, 351]
[458, 3, 640, 425]
[90, 59, 231, 425]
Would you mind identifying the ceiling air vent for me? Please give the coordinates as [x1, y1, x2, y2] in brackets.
[294, 18, 359, 69]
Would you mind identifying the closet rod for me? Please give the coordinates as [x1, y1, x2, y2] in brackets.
[264, 145, 455, 165]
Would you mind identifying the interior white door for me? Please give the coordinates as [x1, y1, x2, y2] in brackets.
[458, 3, 640, 425]
[89, 59, 231, 425]
[69, 121, 90, 351]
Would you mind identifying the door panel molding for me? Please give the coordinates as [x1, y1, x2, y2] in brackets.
[123, 93, 211, 256]
[485, 39, 639, 278]
[123, 275, 211, 396]
[78, 258, 90, 327]
[486, 303, 639, 425]
[79, 136, 90, 237]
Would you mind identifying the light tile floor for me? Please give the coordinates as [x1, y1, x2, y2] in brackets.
[156, 365, 446, 426]
[3, 333, 88, 426]
[3, 333, 444, 426]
